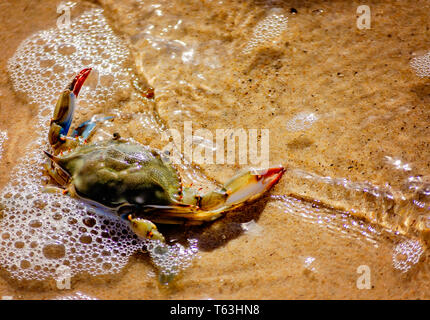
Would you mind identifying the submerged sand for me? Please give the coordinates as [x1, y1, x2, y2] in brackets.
[0, 0, 430, 299]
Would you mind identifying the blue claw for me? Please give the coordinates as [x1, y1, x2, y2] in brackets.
[48, 68, 92, 147]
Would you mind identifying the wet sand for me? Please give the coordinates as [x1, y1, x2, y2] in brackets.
[1, 0, 430, 299]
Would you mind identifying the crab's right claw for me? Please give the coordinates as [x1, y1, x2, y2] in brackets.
[200, 167, 285, 212]
[127, 215, 165, 242]
[48, 68, 92, 147]
[131, 167, 286, 225]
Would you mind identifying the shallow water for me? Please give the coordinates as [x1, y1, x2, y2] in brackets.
[0, 0, 430, 299]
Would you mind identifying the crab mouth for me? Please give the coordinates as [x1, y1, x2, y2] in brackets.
[43, 150, 71, 177]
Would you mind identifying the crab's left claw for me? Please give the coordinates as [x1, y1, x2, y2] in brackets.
[48, 68, 92, 148]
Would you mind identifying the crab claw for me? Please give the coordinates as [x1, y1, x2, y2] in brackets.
[102, 167, 285, 228]
[69, 68, 92, 97]
[217, 166, 285, 209]
[48, 68, 92, 148]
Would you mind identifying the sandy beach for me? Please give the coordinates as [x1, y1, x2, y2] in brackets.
[0, 0, 430, 299]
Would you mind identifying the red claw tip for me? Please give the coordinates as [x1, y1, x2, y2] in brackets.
[71, 68, 92, 97]
[261, 167, 285, 189]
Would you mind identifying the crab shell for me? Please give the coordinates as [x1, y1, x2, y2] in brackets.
[48, 139, 184, 213]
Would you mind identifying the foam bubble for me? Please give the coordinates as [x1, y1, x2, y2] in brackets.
[7, 7, 130, 119]
[54, 291, 98, 300]
[286, 112, 318, 132]
[392, 240, 424, 273]
[1, 7, 198, 282]
[146, 239, 199, 284]
[243, 9, 288, 54]
[0, 131, 7, 161]
[240, 219, 263, 236]
[410, 51, 430, 77]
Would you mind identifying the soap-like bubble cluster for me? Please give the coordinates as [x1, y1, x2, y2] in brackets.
[146, 239, 199, 284]
[410, 52, 430, 78]
[0, 155, 145, 281]
[54, 291, 98, 300]
[1, 8, 199, 281]
[392, 239, 424, 273]
[243, 9, 288, 54]
[0, 131, 7, 161]
[240, 219, 263, 236]
[286, 112, 319, 132]
[8, 9, 132, 124]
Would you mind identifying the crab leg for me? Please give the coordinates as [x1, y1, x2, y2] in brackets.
[126, 215, 165, 242]
[71, 116, 114, 140]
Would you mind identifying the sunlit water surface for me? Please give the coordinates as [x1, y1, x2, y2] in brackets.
[1, 0, 430, 299]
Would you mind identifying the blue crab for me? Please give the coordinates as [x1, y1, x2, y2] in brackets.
[44, 68, 285, 242]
